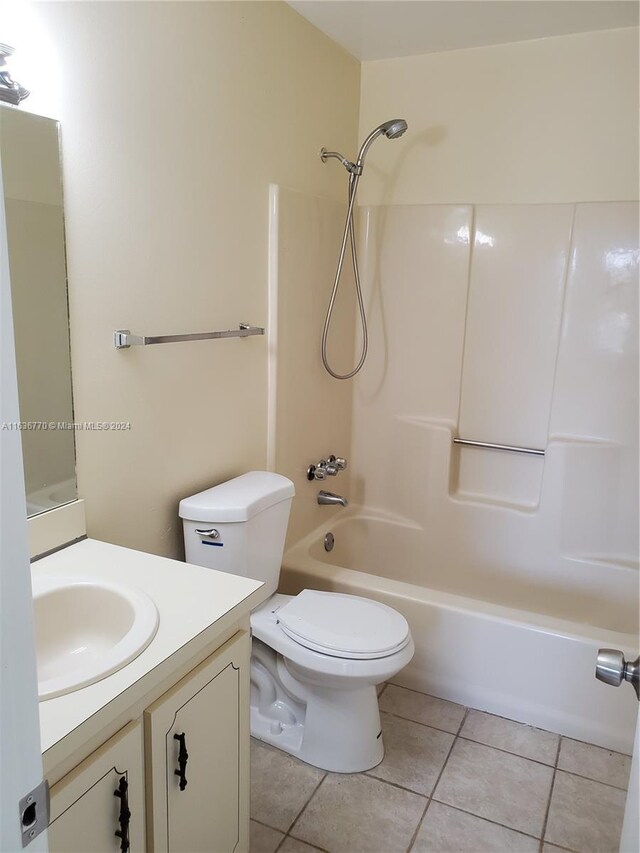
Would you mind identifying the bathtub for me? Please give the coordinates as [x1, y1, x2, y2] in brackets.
[281, 509, 639, 753]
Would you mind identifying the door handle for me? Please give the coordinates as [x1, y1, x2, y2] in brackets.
[596, 649, 639, 699]
[114, 776, 130, 853]
[174, 732, 189, 790]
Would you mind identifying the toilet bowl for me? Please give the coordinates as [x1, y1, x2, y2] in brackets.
[250, 592, 414, 772]
[179, 472, 414, 772]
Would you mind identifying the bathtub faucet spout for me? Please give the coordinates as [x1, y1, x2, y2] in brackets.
[317, 490, 348, 508]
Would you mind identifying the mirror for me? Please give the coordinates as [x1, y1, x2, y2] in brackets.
[0, 107, 77, 516]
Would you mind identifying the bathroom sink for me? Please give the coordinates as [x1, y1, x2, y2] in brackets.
[33, 576, 159, 700]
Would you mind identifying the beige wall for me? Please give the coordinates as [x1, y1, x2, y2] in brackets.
[34, 1, 360, 557]
[358, 28, 639, 205]
[269, 186, 355, 546]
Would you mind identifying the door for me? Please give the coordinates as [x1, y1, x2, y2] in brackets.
[620, 711, 639, 852]
[145, 631, 250, 853]
[0, 136, 47, 852]
[48, 721, 145, 853]
[596, 648, 639, 851]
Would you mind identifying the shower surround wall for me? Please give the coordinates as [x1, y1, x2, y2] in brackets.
[350, 201, 638, 626]
[270, 189, 638, 606]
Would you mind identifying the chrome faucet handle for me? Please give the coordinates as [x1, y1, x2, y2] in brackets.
[308, 457, 345, 481]
[328, 455, 348, 471]
[307, 465, 327, 481]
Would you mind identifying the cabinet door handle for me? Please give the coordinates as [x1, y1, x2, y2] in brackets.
[174, 732, 189, 791]
[114, 776, 131, 853]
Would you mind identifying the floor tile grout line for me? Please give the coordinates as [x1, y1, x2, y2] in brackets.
[558, 733, 632, 759]
[455, 707, 470, 737]
[285, 772, 328, 837]
[538, 840, 581, 853]
[251, 816, 288, 833]
[456, 733, 559, 769]
[281, 828, 332, 853]
[284, 827, 332, 852]
[538, 735, 562, 852]
[407, 707, 471, 852]
[380, 708, 466, 738]
[363, 769, 433, 798]
[553, 766, 631, 792]
[428, 797, 545, 843]
[407, 797, 434, 853]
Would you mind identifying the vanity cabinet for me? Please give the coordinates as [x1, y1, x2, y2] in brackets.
[145, 631, 249, 853]
[46, 629, 250, 853]
[48, 720, 146, 853]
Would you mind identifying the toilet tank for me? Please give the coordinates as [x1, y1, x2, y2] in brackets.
[179, 472, 295, 596]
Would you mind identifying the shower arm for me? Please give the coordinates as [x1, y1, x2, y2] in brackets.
[320, 124, 388, 177]
[320, 148, 362, 176]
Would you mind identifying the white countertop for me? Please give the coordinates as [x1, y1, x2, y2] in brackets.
[35, 538, 265, 755]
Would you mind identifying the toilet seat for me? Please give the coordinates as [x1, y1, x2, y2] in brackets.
[251, 593, 415, 683]
[277, 589, 410, 659]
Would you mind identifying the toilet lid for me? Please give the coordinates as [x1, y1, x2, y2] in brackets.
[276, 590, 410, 660]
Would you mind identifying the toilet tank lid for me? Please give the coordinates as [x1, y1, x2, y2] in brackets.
[179, 471, 295, 523]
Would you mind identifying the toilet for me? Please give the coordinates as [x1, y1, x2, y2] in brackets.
[179, 471, 414, 773]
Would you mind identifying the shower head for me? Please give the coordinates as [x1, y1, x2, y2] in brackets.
[380, 118, 408, 139]
[320, 117, 408, 176]
[356, 118, 408, 167]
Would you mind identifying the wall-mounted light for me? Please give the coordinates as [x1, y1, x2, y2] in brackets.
[0, 43, 29, 105]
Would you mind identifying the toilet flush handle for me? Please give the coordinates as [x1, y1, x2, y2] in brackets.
[195, 528, 220, 540]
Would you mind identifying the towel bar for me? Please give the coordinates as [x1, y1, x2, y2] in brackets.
[453, 438, 545, 457]
[114, 323, 264, 349]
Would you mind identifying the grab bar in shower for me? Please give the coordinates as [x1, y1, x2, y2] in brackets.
[114, 323, 264, 349]
[453, 438, 545, 457]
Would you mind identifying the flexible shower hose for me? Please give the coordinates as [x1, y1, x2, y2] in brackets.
[321, 172, 368, 380]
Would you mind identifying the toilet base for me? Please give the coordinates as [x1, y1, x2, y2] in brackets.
[250, 639, 384, 773]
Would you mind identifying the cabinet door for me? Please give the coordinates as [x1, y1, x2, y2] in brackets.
[145, 631, 250, 853]
[48, 720, 146, 853]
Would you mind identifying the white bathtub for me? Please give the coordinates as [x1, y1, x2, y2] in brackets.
[281, 510, 639, 753]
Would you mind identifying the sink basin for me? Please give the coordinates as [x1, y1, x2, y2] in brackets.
[33, 576, 159, 700]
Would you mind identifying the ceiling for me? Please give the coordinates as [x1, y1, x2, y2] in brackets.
[287, 1, 639, 61]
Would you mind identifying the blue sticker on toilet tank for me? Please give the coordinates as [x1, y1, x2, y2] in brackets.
[202, 540, 223, 547]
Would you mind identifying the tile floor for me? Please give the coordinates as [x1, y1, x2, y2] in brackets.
[250, 683, 632, 853]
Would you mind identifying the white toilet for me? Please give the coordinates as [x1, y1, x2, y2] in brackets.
[179, 471, 414, 773]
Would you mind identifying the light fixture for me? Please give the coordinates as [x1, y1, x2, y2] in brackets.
[0, 43, 29, 105]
